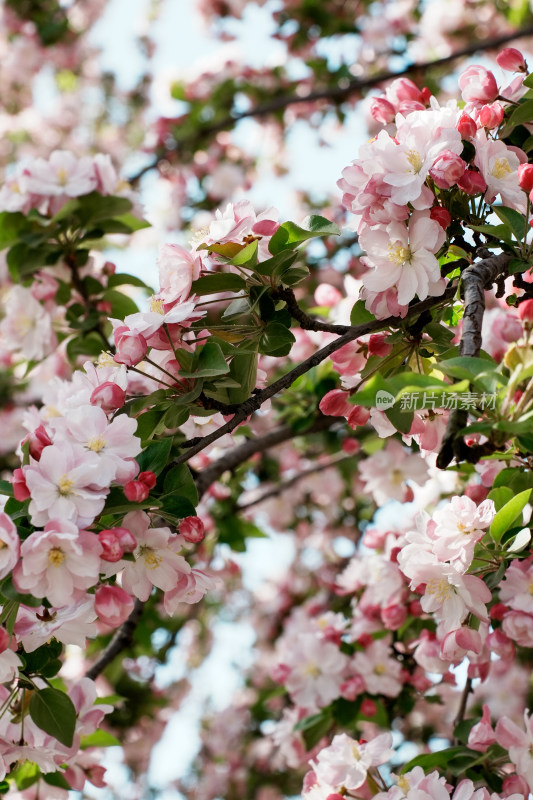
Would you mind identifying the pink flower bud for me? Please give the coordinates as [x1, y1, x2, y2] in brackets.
[368, 333, 392, 357]
[487, 628, 515, 661]
[314, 283, 342, 307]
[458, 65, 499, 105]
[138, 470, 157, 489]
[340, 675, 365, 700]
[370, 97, 396, 125]
[440, 627, 482, 661]
[341, 438, 360, 455]
[123, 480, 150, 502]
[429, 150, 466, 189]
[114, 527, 137, 552]
[319, 389, 351, 417]
[360, 699, 377, 717]
[0, 628, 10, 654]
[490, 602, 508, 621]
[12, 468, 30, 501]
[518, 298, 533, 322]
[179, 516, 205, 543]
[95, 585, 134, 627]
[467, 704, 496, 752]
[381, 603, 407, 630]
[478, 102, 504, 129]
[25, 425, 53, 461]
[90, 382, 126, 413]
[497, 47, 527, 73]
[31, 272, 58, 301]
[271, 663, 291, 683]
[96, 301, 113, 314]
[98, 530, 124, 562]
[388, 77, 425, 104]
[457, 169, 487, 195]
[114, 329, 148, 366]
[502, 775, 530, 799]
[518, 163, 533, 193]
[464, 484, 489, 503]
[457, 113, 478, 139]
[347, 405, 370, 429]
[429, 206, 452, 230]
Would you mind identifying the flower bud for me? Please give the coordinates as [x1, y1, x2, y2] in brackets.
[179, 516, 205, 543]
[457, 169, 487, 195]
[518, 163, 533, 193]
[464, 484, 489, 504]
[369, 97, 396, 125]
[368, 333, 392, 357]
[314, 283, 342, 307]
[502, 775, 530, 799]
[360, 699, 378, 717]
[95, 585, 134, 627]
[115, 527, 137, 552]
[458, 65, 499, 105]
[518, 298, 533, 322]
[138, 470, 157, 489]
[339, 675, 365, 700]
[25, 425, 52, 461]
[381, 603, 407, 630]
[98, 530, 124, 562]
[319, 389, 351, 417]
[478, 102, 504, 129]
[497, 47, 527, 73]
[114, 329, 148, 366]
[457, 113, 477, 139]
[12, 468, 30, 501]
[123, 480, 150, 502]
[430, 150, 466, 188]
[0, 628, 10, 654]
[429, 206, 452, 229]
[90, 382, 126, 413]
[347, 405, 370, 429]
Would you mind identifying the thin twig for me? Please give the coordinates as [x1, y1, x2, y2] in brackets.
[85, 598, 144, 680]
[454, 676, 473, 736]
[237, 452, 351, 511]
[129, 25, 533, 184]
[194, 415, 336, 498]
[175, 285, 458, 463]
[272, 286, 347, 333]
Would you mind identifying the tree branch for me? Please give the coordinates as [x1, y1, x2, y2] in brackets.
[436, 252, 512, 469]
[236, 451, 350, 511]
[129, 25, 533, 184]
[194, 414, 337, 498]
[272, 286, 347, 333]
[453, 676, 473, 736]
[176, 285, 457, 463]
[85, 598, 144, 680]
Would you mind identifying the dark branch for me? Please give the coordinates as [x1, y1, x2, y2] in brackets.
[194, 415, 337, 498]
[176, 285, 457, 464]
[272, 286, 347, 333]
[129, 25, 533, 184]
[436, 252, 512, 469]
[85, 598, 144, 680]
[236, 452, 350, 511]
[454, 677, 473, 736]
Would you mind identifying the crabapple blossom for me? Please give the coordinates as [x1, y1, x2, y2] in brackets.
[459, 65, 499, 105]
[351, 637, 404, 696]
[157, 243, 202, 305]
[94, 585, 135, 627]
[14, 598, 97, 651]
[307, 733, 393, 795]
[0, 513, 19, 580]
[280, 632, 349, 712]
[474, 130, 526, 211]
[13, 520, 102, 607]
[496, 710, 533, 789]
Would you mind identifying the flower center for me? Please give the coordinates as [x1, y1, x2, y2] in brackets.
[13, 314, 34, 338]
[48, 547, 65, 566]
[57, 474, 74, 496]
[98, 352, 118, 367]
[407, 149, 423, 173]
[351, 743, 362, 760]
[388, 242, 411, 266]
[373, 663, 386, 675]
[56, 168, 68, 186]
[426, 577, 453, 602]
[87, 435, 106, 452]
[150, 298, 165, 315]
[491, 158, 511, 180]
[139, 545, 162, 569]
[303, 662, 320, 678]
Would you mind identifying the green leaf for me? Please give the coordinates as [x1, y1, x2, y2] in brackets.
[13, 761, 40, 790]
[268, 215, 340, 255]
[227, 346, 258, 404]
[350, 300, 375, 326]
[159, 494, 197, 520]
[490, 489, 531, 542]
[180, 341, 230, 378]
[522, 72, 533, 89]
[217, 517, 268, 551]
[136, 438, 172, 476]
[0, 480, 13, 498]
[487, 486, 514, 511]
[468, 223, 515, 247]
[66, 332, 106, 362]
[493, 468, 533, 493]
[282, 264, 310, 285]
[42, 772, 72, 790]
[0, 212, 31, 250]
[163, 464, 198, 506]
[294, 709, 333, 750]
[75, 192, 133, 224]
[102, 289, 140, 319]
[437, 356, 498, 382]
[112, 212, 151, 232]
[401, 747, 469, 774]
[259, 322, 295, 357]
[29, 688, 76, 748]
[135, 407, 164, 441]
[191, 273, 247, 295]
[107, 273, 153, 291]
[493, 206, 527, 241]
[508, 99, 533, 127]
[230, 240, 258, 266]
[81, 730, 121, 749]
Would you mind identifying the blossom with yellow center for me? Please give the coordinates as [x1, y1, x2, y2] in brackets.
[87, 435, 106, 453]
[150, 297, 165, 315]
[388, 242, 411, 266]
[491, 157, 511, 180]
[48, 547, 65, 566]
[139, 545, 162, 570]
[425, 577, 454, 602]
[406, 149, 423, 173]
[57, 474, 74, 496]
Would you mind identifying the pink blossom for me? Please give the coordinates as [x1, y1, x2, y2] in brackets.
[351, 637, 403, 697]
[163, 567, 219, 612]
[468, 704, 496, 751]
[13, 520, 102, 606]
[502, 610, 533, 647]
[282, 632, 349, 711]
[95, 585, 134, 627]
[23, 442, 108, 528]
[308, 732, 393, 795]
[0, 513, 19, 580]
[499, 560, 533, 614]
[459, 65, 499, 105]
[0, 285, 55, 361]
[90, 382, 126, 413]
[358, 440, 428, 505]
[113, 327, 148, 366]
[23, 150, 97, 198]
[497, 48, 527, 73]
[14, 598, 97, 651]
[418, 562, 491, 634]
[157, 243, 202, 305]
[429, 150, 466, 188]
[432, 496, 495, 569]
[120, 510, 192, 601]
[478, 102, 504, 129]
[474, 130, 526, 212]
[496, 710, 533, 789]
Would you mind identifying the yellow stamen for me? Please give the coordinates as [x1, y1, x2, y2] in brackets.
[139, 545, 162, 569]
[388, 242, 411, 266]
[303, 662, 320, 678]
[491, 158, 511, 180]
[57, 474, 74, 496]
[426, 577, 453, 602]
[373, 664, 386, 675]
[56, 168, 68, 186]
[150, 297, 165, 315]
[98, 352, 118, 368]
[407, 149, 423, 173]
[87, 435, 106, 452]
[48, 547, 65, 566]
